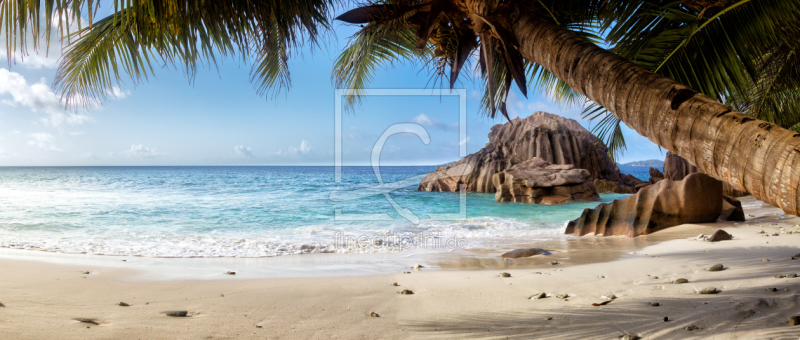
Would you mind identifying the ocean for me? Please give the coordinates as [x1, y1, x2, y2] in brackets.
[0, 166, 656, 257]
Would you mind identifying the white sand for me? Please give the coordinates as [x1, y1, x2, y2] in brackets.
[1, 198, 799, 339]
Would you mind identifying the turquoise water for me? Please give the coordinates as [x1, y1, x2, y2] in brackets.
[0, 166, 645, 257]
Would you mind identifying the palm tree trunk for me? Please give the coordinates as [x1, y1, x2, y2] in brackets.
[510, 14, 800, 216]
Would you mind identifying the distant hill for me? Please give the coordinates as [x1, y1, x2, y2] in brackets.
[618, 159, 664, 167]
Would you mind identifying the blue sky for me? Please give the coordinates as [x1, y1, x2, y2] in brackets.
[0, 10, 664, 166]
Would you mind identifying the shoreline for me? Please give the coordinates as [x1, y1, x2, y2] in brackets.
[1, 197, 799, 338]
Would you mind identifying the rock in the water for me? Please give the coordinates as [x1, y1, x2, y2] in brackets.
[789, 316, 800, 325]
[492, 158, 599, 204]
[707, 229, 733, 242]
[499, 272, 511, 277]
[370, 312, 380, 318]
[649, 167, 664, 180]
[674, 278, 689, 284]
[566, 173, 723, 237]
[118, 302, 130, 307]
[398, 290, 414, 295]
[699, 287, 718, 294]
[412, 264, 423, 270]
[595, 179, 636, 194]
[166, 311, 188, 317]
[706, 264, 724, 271]
[418, 112, 637, 193]
[530, 293, 546, 300]
[720, 196, 746, 221]
[500, 248, 551, 259]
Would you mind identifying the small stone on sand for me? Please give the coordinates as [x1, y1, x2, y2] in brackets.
[685, 325, 700, 331]
[166, 311, 188, 317]
[776, 274, 785, 278]
[118, 302, 129, 307]
[789, 316, 800, 325]
[77, 319, 99, 325]
[530, 292, 546, 300]
[699, 287, 718, 294]
[556, 294, 569, 299]
[674, 278, 689, 284]
[650, 302, 660, 306]
[762, 259, 769, 262]
[225, 271, 236, 275]
[544, 317, 552, 320]
[619, 334, 640, 340]
[548, 261, 560, 266]
[767, 287, 778, 292]
[370, 312, 380, 318]
[706, 264, 724, 271]
[602, 294, 616, 300]
[398, 289, 414, 295]
[499, 272, 511, 277]
[412, 264, 423, 270]
[787, 274, 797, 278]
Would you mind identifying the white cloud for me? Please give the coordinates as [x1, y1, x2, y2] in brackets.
[11, 130, 21, 134]
[121, 144, 166, 158]
[234, 145, 255, 158]
[299, 140, 312, 154]
[27, 132, 60, 151]
[68, 131, 84, 136]
[277, 140, 314, 156]
[410, 113, 458, 131]
[0, 68, 93, 127]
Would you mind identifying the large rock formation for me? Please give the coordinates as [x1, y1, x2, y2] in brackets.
[565, 173, 724, 237]
[418, 112, 635, 193]
[663, 151, 748, 197]
[493, 158, 599, 204]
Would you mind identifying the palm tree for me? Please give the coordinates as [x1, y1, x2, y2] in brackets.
[571, 0, 800, 161]
[332, 0, 800, 215]
[3, 0, 800, 215]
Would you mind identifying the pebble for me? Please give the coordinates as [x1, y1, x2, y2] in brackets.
[82, 271, 90, 275]
[166, 311, 188, 317]
[403, 271, 411, 274]
[392, 283, 399, 286]
[776, 274, 785, 278]
[789, 316, 800, 325]
[412, 264, 423, 270]
[602, 294, 617, 300]
[787, 274, 797, 278]
[663, 317, 668, 322]
[652, 276, 659, 279]
[548, 261, 560, 266]
[685, 325, 700, 331]
[706, 264, 724, 271]
[772, 233, 780, 236]
[598, 275, 605, 278]
[619, 335, 640, 340]
[544, 317, 553, 320]
[767, 288, 778, 292]
[118, 302, 130, 307]
[650, 302, 660, 307]
[225, 271, 236, 275]
[398, 289, 414, 295]
[674, 278, 689, 284]
[530, 292, 546, 300]
[499, 272, 511, 278]
[370, 312, 380, 318]
[699, 287, 718, 294]
[556, 294, 569, 299]
[77, 319, 99, 325]
[762, 259, 769, 262]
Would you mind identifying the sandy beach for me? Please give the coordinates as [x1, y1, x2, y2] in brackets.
[1, 198, 799, 339]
